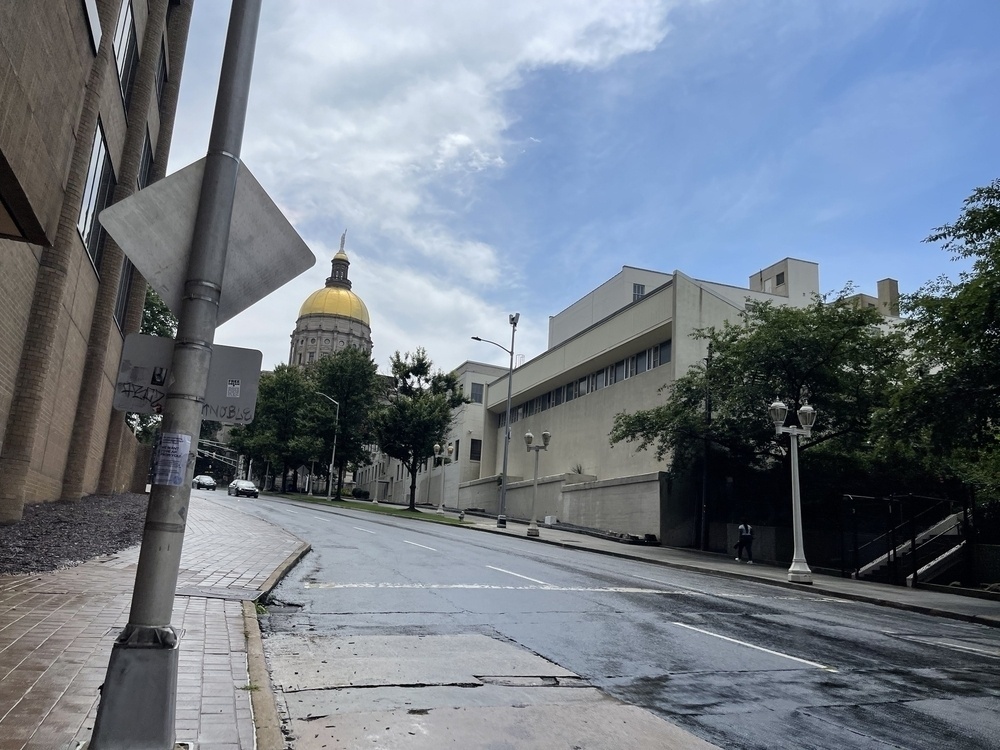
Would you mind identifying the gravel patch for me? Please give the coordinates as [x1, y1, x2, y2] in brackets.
[0, 493, 148, 576]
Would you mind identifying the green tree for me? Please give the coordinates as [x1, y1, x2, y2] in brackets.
[305, 346, 381, 498]
[882, 179, 1000, 498]
[610, 295, 908, 481]
[141, 288, 178, 338]
[374, 348, 466, 510]
[228, 365, 316, 492]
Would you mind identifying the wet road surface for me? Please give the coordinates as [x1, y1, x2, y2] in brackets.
[223, 495, 1000, 749]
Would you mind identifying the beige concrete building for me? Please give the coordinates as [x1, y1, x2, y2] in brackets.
[289, 232, 372, 366]
[0, 0, 193, 522]
[456, 258, 901, 544]
[354, 360, 508, 506]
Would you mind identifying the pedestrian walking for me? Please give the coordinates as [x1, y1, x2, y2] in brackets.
[735, 519, 754, 563]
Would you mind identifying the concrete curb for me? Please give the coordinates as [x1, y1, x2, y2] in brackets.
[246, 541, 310, 749]
[258, 541, 311, 600]
[243, 600, 284, 750]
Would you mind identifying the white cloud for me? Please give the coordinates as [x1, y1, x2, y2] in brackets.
[180, 0, 677, 372]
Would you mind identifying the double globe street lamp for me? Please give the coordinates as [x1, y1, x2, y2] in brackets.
[524, 430, 552, 537]
[433, 442, 453, 515]
[768, 397, 817, 584]
[472, 312, 519, 528]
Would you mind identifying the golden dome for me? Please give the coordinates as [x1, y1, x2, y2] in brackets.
[298, 286, 370, 325]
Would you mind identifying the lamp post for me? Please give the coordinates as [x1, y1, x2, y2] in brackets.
[769, 398, 817, 584]
[316, 391, 339, 501]
[433, 442, 454, 514]
[524, 430, 551, 537]
[472, 312, 519, 528]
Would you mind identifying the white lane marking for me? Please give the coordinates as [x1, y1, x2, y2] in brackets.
[284, 509, 298, 514]
[672, 622, 837, 672]
[486, 566, 552, 586]
[306, 583, 676, 592]
[886, 633, 1000, 659]
[403, 540, 437, 551]
[353, 526, 377, 534]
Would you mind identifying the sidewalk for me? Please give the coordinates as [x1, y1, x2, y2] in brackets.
[2, 497, 998, 750]
[0, 495, 307, 750]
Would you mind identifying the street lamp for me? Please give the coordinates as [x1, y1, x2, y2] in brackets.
[433, 442, 454, 514]
[769, 397, 817, 584]
[316, 391, 339, 501]
[472, 312, 519, 528]
[524, 430, 551, 537]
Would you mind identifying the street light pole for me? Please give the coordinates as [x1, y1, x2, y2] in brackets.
[434, 443, 453, 514]
[472, 312, 519, 528]
[524, 430, 551, 537]
[769, 398, 817, 584]
[316, 392, 339, 501]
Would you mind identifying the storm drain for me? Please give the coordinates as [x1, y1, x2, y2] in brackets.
[476, 675, 591, 688]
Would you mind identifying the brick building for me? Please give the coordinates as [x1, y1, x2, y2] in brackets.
[0, 0, 193, 522]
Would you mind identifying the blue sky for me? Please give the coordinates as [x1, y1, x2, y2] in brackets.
[167, 0, 1000, 373]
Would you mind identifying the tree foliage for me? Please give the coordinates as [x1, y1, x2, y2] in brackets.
[374, 348, 466, 510]
[880, 179, 1000, 496]
[305, 346, 382, 497]
[610, 295, 908, 478]
[228, 365, 317, 491]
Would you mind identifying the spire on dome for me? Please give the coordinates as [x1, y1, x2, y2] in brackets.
[326, 229, 352, 289]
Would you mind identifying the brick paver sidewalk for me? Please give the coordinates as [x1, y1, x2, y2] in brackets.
[0, 495, 307, 750]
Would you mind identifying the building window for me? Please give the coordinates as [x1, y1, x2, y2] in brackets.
[614, 359, 626, 384]
[633, 283, 646, 302]
[113, 1, 139, 111]
[156, 41, 167, 105]
[307, 351, 315, 363]
[470, 439, 482, 461]
[775, 272, 785, 287]
[137, 130, 154, 189]
[454, 439, 460, 461]
[470, 382, 484, 404]
[77, 119, 116, 270]
[113, 259, 134, 329]
[659, 340, 672, 364]
[82, 0, 102, 53]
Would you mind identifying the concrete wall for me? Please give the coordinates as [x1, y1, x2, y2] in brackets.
[548, 266, 673, 348]
[559, 473, 662, 537]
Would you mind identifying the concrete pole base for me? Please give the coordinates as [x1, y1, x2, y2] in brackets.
[526, 527, 539, 537]
[89, 638, 179, 749]
[787, 562, 813, 584]
[497, 514, 506, 528]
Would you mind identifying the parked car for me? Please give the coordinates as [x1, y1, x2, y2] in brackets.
[193, 475, 217, 490]
[228, 479, 259, 498]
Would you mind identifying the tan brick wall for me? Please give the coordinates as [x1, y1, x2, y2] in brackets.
[0, 2, 91, 242]
[0, 241, 42, 451]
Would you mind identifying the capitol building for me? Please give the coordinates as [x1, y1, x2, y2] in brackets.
[289, 232, 372, 366]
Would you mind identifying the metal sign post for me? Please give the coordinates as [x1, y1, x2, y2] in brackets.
[89, 3, 262, 748]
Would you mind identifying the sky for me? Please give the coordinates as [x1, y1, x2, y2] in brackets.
[167, 0, 1000, 375]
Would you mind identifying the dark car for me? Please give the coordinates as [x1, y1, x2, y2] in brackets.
[228, 479, 259, 498]
[193, 475, 217, 490]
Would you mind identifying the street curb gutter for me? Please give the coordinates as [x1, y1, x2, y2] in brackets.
[243, 600, 283, 750]
[246, 541, 310, 749]
[463, 523, 1000, 630]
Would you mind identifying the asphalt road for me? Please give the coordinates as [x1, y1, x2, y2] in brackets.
[216, 493, 1000, 749]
